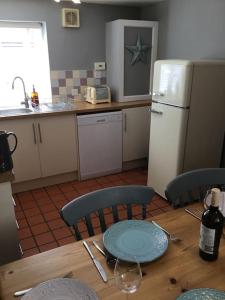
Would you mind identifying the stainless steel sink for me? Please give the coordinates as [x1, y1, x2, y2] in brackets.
[0, 108, 33, 115]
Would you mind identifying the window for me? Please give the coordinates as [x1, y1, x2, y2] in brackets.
[0, 21, 52, 107]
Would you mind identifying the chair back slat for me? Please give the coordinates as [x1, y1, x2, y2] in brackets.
[98, 209, 107, 233]
[165, 168, 225, 207]
[73, 225, 82, 241]
[112, 205, 120, 223]
[61, 185, 155, 240]
[141, 204, 147, 219]
[84, 215, 95, 237]
[127, 204, 132, 219]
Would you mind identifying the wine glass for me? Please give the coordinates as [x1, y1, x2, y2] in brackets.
[114, 257, 142, 299]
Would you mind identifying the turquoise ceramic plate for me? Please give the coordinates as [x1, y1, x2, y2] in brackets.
[176, 288, 225, 299]
[103, 220, 168, 263]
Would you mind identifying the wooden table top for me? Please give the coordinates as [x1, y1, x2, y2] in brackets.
[1, 202, 225, 300]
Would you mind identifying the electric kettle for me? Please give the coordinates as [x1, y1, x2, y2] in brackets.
[0, 130, 17, 173]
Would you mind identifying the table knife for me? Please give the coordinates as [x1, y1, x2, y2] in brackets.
[14, 271, 73, 297]
[83, 241, 108, 283]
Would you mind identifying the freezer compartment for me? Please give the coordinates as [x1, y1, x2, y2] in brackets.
[152, 60, 193, 108]
[147, 102, 189, 197]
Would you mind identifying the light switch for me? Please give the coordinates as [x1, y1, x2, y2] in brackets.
[94, 62, 106, 71]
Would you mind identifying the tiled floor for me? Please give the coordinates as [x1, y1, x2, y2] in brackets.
[14, 168, 173, 258]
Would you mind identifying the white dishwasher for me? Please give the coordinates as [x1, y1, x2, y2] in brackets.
[77, 111, 122, 180]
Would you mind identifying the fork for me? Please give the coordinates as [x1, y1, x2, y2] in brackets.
[152, 221, 182, 243]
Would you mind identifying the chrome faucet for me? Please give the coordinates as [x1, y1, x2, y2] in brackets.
[12, 76, 30, 108]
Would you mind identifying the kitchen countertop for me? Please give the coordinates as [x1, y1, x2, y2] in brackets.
[0, 99, 151, 120]
[0, 171, 14, 183]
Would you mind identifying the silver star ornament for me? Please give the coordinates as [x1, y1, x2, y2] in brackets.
[125, 34, 151, 65]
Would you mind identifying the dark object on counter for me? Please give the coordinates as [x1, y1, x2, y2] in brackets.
[199, 188, 224, 261]
[0, 131, 17, 173]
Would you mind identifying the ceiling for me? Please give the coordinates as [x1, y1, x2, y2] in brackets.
[66, 0, 164, 6]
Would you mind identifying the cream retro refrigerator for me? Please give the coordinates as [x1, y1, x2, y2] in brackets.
[147, 60, 225, 197]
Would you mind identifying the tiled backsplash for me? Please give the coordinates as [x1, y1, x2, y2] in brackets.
[50, 69, 106, 102]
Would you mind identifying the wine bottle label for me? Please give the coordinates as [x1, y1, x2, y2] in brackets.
[199, 224, 216, 254]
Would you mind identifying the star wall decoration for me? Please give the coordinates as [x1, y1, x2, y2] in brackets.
[125, 34, 151, 65]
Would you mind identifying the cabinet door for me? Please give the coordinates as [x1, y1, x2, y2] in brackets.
[123, 107, 150, 162]
[37, 115, 78, 177]
[0, 119, 41, 182]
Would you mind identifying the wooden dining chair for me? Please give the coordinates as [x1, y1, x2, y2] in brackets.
[60, 185, 155, 240]
[165, 168, 225, 207]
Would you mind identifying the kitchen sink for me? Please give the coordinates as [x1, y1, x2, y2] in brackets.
[0, 108, 33, 115]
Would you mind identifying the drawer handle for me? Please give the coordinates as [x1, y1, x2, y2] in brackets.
[32, 123, 37, 144]
[97, 119, 106, 123]
[38, 123, 42, 143]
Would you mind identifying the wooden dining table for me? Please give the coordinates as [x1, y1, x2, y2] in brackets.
[1, 202, 225, 300]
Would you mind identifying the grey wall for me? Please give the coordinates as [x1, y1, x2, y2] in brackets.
[0, 0, 141, 70]
[141, 0, 225, 60]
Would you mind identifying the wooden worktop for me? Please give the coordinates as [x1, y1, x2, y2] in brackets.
[0, 100, 151, 120]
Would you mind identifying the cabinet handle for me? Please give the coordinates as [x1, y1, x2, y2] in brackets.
[151, 109, 163, 115]
[152, 92, 164, 97]
[19, 244, 23, 256]
[124, 112, 127, 133]
[32, 123, 37, 144]
[15, 219, 19, 229]
[12, 196, 16, 206]
[38, 123, 42, 143]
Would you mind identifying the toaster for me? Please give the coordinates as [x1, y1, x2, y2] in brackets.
[85, 85, 111, 104]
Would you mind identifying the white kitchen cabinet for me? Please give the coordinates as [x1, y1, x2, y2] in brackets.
[0, 115, 78, 182]
[0, 180, 21, 265]
[0, 118, 41, 182]
[122, 106, 150, 162]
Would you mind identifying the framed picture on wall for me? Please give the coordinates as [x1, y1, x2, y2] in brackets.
[62, 8, 80, 28]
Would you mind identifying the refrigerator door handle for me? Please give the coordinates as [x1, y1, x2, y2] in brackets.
[151, 109, 163, 115]
[152, 92, 164, 97]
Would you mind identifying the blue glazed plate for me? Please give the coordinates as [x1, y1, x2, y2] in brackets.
[176, 288, 225, 300]
[103, 220, 168, 263]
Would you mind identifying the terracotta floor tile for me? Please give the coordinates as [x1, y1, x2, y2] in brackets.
[54, 200, 68, 210]
[23, 247, 40, 258]
[27, 214, 45, 226]
[58, 182, 75, 193]
[32, 189, 49, 200]
[52, 227, 73, 240]
[39, 241, 59, 252]
[64, 190, 80, 201]
[75, 187, 91, 195]
[48, 218, 67, 230]
[20, 201, 38, 210]
[36, 197, 52, 206]
[153, 198, 170, 208]
[17, 192, 34, 202]
[24, 207, 41, 218]
[162, 206, 174, 212]
[149, 208, 164, 217]
[17, 218, 29, 229]
[148, 202, 160, 211]
[77, 220, 88, 233]
[35, 232, 55, 246]
[106, 174, 122, 182]
[15, 210, 25, 220]
[39, 203, 57, 213]
[96, 176, 111, 184]
[44, 210, 60, 222]
[57, 236, 75, 246]
[45, 185, 62, 196]
[31, 223, 50, 235]
[100, 182, 114, 188]
[20, 237, 36, 250]
[18, 227, 32, 239]
[49, 193, 67, 202]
